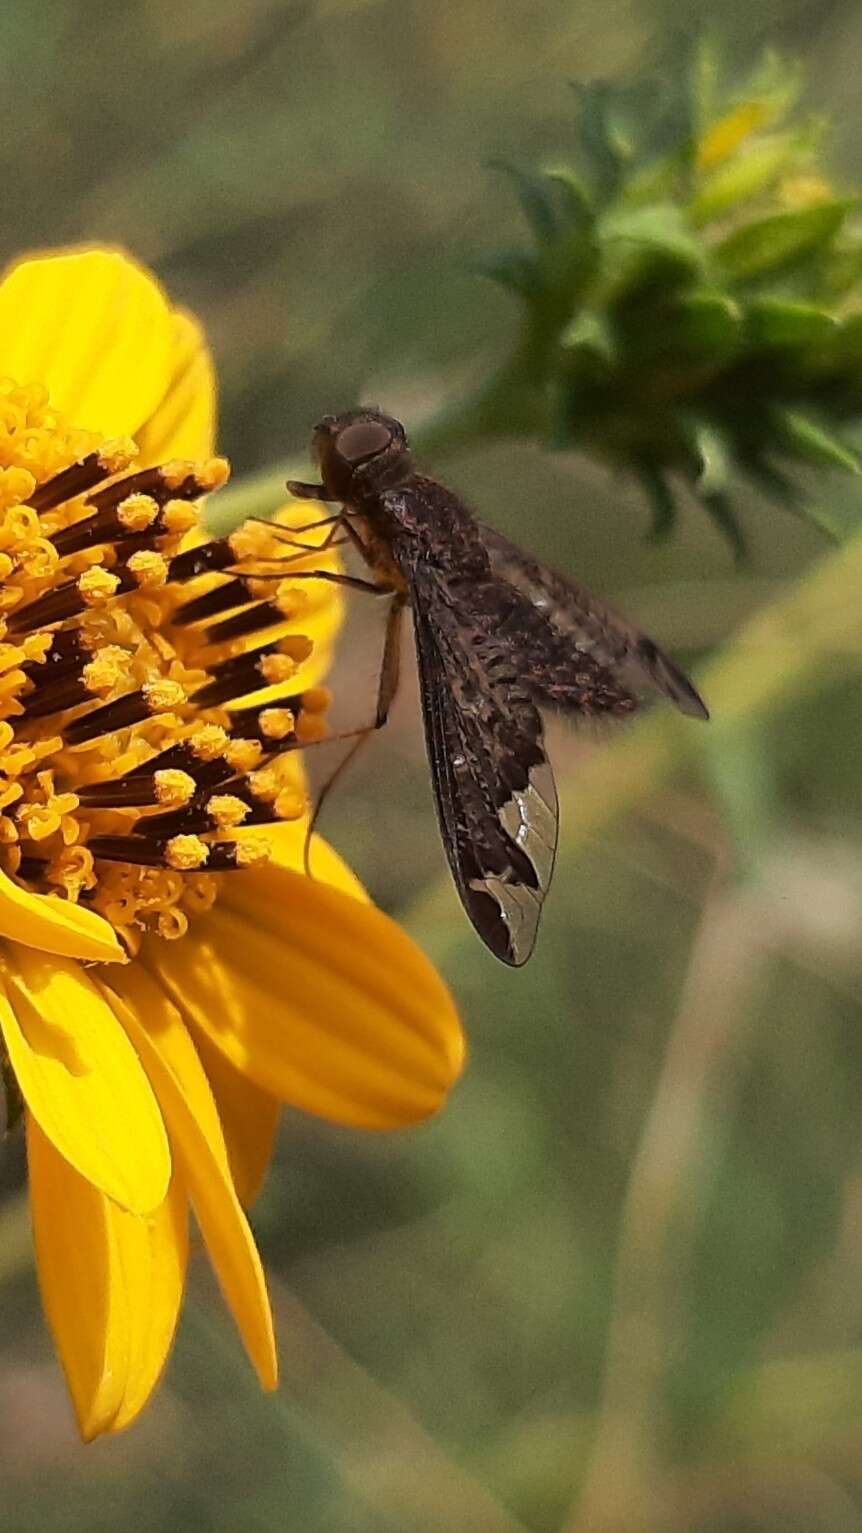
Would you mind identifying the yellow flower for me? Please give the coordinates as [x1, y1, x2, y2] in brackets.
[0, 248, 464, 1439]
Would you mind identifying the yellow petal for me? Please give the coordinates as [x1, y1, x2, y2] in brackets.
[0, 867, 124, 962]
[134, 309, 216, 465]
[146, 867, 465, 1130]
[0, 248, 174, 435]
[193, 1026, 280, 1207]
[100, 967, 277, 1390]
[255, 822, 368, 900]
[697, 101, 771, 170]
[108, 1172, 188, 1435]
[0, 949, 170, 1214]
[28, 1116, 188, 1440]
[28, 1114, 128, 1439]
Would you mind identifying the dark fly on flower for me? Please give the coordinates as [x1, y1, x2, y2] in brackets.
[257, 409, 708, 966]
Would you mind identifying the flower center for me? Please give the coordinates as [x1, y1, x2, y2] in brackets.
[0, 379, 331, 952]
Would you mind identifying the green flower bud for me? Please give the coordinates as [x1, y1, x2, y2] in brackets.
[444, 46, 862, 559]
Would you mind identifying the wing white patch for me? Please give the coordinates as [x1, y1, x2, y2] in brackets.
[499, 760, 558, 892]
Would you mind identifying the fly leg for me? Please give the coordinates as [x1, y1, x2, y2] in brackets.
[303, 593, 406, 874]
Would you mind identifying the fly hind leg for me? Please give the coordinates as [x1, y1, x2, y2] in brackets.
[303, 594, 406, 874]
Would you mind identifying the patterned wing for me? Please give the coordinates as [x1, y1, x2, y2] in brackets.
[409, 569, 559, 967]
[479, 523, 709, 721]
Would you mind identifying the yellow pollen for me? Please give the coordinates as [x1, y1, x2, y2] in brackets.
[154, 769, 196, 807]
[207, 794, 250, 828]
[234, 836, 271, 868]
[78, 565, 120, 605]
[165, 834, 209, 871]
[228, 521, 277, 563]
[161, 499, 198, 536]
[190, 723, 229, 760]
[143, 678, 185, 712]
[160, 457, 230, 493]
[295, 711, 329, 744]
[258, 707, 295, 740]
[97, 437, 139, 475]
[127, 549, 168, 587]
[198, 457, 230, 492]
[274, 787, 305, 821]
[82, 646, 131, 695]
[301, 686, 332, 715]
[274, 582, 308, 618]
[258, 653, 296, 685]
[117, 493, 159, 532]
[21, 632, 53, 665]
[279, 634, 314, 663]
[248, 767, 279, 801]
[223, 737, 263, 773]
[160, 460, 196, 490]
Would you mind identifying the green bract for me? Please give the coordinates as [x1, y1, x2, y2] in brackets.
[472, 49, 862, 557]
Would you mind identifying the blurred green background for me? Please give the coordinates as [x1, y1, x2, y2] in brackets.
[3, 1, 862, 1530]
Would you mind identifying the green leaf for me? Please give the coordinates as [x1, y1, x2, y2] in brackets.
[745, 297, 837, 349]
[488, 159, 560, 244]
[702, 492, 749, 562]
[774, 408, 861, 474]
[713, 199, 855, 282]
[665, 290, 741, 354]
[691, 420, 731, 497]
[560, 308, 616, 363]
[636, 465, 678, 540]
[684, 421, 748, 559]
[473, 249, 543, 302]
[600, 203, 706, 272]
[574, 80, 633, 201]
[820, 237, 862, 299]
[825, 312, 862, 367]
[539, 164, 594, 226]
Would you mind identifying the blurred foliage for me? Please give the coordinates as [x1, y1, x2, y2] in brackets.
[4, 2, 862, 1532]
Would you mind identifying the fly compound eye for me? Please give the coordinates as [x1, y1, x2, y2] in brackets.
[335, 420, 394, 464]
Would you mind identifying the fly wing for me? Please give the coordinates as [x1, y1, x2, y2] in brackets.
[409, 568, 559, 967]
[479, 523, 709, 721]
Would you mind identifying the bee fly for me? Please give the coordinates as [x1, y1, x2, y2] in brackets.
[279, 409, 708, 967]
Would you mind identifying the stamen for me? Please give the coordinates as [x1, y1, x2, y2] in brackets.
[28, 438, 138, 514]
[21, 627, 90, 683]
[87, 831, 267, 872]
[167, 538, 237, 584]
[203, 592, 296, 644]
[166, 516, 268, 586]
[193, 637, 311, 707]
[8, 565, 121, 633]
[126, 550, 168, 588]
[77, 769, 196, 809]
[63, 679, 185, 746]
[0, 398, 326, 943]
[50, 493, 161, 558]
[88, 457, 229, 516]
[172, 577, 253, 627]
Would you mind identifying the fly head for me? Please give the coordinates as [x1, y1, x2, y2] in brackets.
[314, 409, 414, 504]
